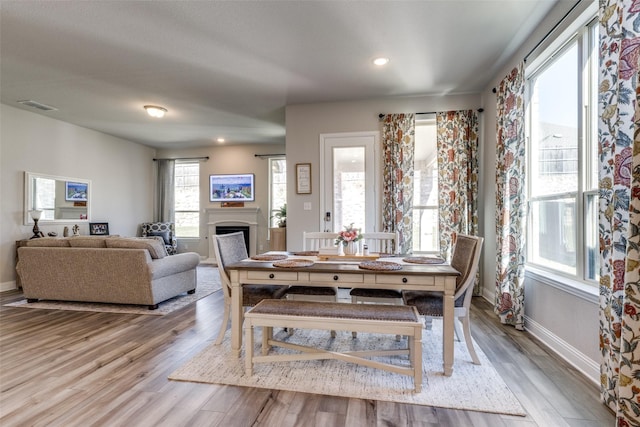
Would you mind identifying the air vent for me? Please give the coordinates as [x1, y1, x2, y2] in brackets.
[17, 100, 58, 111]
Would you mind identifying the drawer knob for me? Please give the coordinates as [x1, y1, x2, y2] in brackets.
[269, 273, 275, 279]
[402, 277, 408, 283]
[333, 275, 339, 281]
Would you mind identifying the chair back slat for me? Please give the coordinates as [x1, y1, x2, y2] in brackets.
[361, 232, 399, 254]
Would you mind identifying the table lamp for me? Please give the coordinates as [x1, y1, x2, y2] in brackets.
[29, 209, 44, 239]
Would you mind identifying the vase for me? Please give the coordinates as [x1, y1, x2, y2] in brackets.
[344, 241, 358, 255]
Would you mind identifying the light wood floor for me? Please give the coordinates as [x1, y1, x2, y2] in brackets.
[0, 287, 613, 427]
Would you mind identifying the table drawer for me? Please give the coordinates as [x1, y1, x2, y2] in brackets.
[376, 275, 435, 286]
[309, 272, 364, 284]
[247, 271, 298, 281]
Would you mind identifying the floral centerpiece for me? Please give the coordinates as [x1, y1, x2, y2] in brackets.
[336, 223, 363, 255]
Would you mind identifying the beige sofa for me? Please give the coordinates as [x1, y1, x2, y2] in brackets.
[16, 236, 200, 309]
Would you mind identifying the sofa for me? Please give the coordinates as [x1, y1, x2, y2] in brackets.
[16, 236, 200, 309]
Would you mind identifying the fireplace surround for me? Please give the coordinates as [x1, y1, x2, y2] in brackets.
[207, 207, 259, 260]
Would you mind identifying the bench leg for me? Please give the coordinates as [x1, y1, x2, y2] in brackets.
[245, 321, 254, 376]
[413, 327, 422, 392]
[262, 326, 273, 355]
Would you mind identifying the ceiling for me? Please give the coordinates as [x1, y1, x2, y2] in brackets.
[0, 1, 560, 150]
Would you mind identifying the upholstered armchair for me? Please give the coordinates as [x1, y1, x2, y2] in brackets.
[141, 222, 177, 255]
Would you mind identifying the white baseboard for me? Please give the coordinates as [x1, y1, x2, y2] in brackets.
[1, 281, 18, 293]
[479, 294, 599, 386]
[524, 315, 599, 385]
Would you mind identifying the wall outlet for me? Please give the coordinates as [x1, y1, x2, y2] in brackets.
[259, 244, 264, 251]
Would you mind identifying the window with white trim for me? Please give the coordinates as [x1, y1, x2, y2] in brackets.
[269, 157, 287, 228]
[526, 13, 598, 284]
[174, 162, 200, 238]
[413, 117, 439, 253]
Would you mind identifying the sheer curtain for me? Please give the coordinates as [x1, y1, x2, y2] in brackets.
[381, 113, 415, 254]
[494, 64, 526, 330]
[436, 110, 480, 292]
[598, 0, 640, 423]
[155, 159, 175, 223]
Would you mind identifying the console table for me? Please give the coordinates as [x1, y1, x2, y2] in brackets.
[227, 258, 460, 376]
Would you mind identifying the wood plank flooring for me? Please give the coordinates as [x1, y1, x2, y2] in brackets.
[0, 288, 614, 426]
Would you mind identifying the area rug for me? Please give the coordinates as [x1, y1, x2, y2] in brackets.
[4, 265, 221, 316]
[169, 320, 526, 416]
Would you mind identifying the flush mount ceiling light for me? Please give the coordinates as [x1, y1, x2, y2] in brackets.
[144, 105, 167, 118]
[373, 57, 390, 66]
[216, 138, 225, 143]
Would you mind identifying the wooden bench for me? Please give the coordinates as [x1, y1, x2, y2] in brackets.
[243, 299, 423, 392]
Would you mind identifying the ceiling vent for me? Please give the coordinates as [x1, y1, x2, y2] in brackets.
[17, 100, 58, 111]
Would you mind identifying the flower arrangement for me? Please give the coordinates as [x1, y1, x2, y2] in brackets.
[336, 223, 363, 246]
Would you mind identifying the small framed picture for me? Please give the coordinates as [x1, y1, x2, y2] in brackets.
[296, 163, 312, 194]
[89, 222, 109, 235]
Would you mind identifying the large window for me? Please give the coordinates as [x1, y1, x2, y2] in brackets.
[527, 15, 598, 283]
[269, 157, 287, 228]
[174, 162, 200, 237]
[413, 117, 439, 253]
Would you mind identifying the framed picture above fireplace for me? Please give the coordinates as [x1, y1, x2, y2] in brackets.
[210, 173, 255, 202]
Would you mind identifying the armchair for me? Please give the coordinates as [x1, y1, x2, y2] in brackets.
[141, 222, 177, 255]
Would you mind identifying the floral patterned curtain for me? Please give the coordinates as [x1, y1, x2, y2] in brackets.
[382, 113, 415, 254]
[598, 1, 640, 423]
[494, 64, 526, 330]
[436, 110, 480, 293]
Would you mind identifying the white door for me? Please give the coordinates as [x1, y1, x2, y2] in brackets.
[319, 132, 378, 233]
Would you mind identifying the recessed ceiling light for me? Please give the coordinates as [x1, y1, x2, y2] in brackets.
[144, 105, 167, 118]
[373, 57, 390, 66]
[217, 138, 225, 143]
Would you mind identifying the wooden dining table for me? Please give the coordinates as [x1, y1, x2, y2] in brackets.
[226, 254, 461, 376]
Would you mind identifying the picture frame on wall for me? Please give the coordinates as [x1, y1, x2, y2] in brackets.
[89, 222, 109, 235]
[65, 181, 88, 201]
[209, 173, 255, 202]
[296, 163, 311, 194]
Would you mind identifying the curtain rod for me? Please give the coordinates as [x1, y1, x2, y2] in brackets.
[378, 109, 484, 119]
[523, 0, 582, 63]
[254, 153, 285, 158]
[153, 156, 209, 161]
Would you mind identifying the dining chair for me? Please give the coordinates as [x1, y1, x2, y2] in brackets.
[302, 231, 339, 251]
[213, 231, 288, 345]
[349, 231, 402, 339]
[287, 231, 340, 337]
[402, 234, 484, 364]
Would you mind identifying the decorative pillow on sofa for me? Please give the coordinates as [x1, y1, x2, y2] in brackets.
[105, 237, 168, 259]
[147, 230, 171, 246]
[68, 236, 108, 248]
[25, 237, 70, 247]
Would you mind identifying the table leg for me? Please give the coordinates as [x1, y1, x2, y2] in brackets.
[230, 270, 243, 358]
[442, 275, 455, 376]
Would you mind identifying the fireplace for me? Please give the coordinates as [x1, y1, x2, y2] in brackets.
[207, 207, 259, 260]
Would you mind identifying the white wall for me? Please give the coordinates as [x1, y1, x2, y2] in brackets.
[479, 0, 600, 382]
[155, 143, 285, 257]
[0, 104, 155, 289]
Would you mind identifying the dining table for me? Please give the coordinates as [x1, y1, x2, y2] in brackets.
[226, 253, 461, 376]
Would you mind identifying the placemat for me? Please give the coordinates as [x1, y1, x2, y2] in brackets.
[402, 256, 445, 265]
[251, 254, 288, 261]
[358, 260, 403, 271]
[273, 259, 315, 268]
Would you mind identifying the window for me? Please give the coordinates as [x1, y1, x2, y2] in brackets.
[174, 162, 199, 237]
[413, 117, 439, 253]
[526, 14, 598, 283]
[269, 157, 287, 228]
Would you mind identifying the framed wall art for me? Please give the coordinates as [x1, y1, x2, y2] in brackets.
[89, 222, 109, 235]
[296, 163, 311, 194]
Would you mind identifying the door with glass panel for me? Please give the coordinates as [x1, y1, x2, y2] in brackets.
[319, 132, 377, 233]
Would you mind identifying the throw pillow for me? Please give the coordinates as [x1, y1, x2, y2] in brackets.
[25, 237, 70, 247]
[147, 230, 171, 246]
[105, 237, 167, 259]
[68, 236, 108, 248]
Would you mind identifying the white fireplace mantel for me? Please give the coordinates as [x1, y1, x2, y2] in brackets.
[207, 207, 260, 260]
